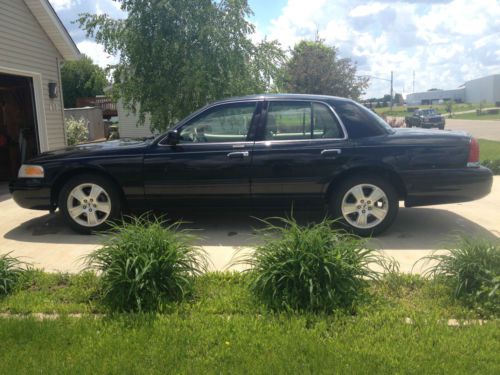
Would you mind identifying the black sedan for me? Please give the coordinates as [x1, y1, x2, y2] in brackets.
[10, 94, 493, 235]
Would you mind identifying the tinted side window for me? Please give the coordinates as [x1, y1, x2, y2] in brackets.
[312, 102, 344, 139]
[333, 101, 386, 138]
[265, 102, 311, 140]
[179, 102, 256, 143]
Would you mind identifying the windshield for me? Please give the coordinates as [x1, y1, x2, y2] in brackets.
[420, 109, 438, 115]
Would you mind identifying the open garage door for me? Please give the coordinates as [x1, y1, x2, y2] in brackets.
[0, 73, 39, 181]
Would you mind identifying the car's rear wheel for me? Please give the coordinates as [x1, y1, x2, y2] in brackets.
[330, 176, 398, 236]
[58, 174, 121, 234]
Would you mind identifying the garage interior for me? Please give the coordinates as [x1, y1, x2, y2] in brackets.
[0, 73, 39, 182]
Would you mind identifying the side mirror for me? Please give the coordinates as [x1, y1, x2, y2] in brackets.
[166, 130, 180, 145]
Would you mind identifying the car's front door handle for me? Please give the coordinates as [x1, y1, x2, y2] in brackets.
[321, 149, 342, 157]
[227, 151, 249, 159]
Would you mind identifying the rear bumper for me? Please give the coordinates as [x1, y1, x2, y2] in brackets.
[9, 179, 52, 210]
[403, 166, 493, 207]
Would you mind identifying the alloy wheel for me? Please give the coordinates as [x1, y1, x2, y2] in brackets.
[341, 184, 389, 229]
[66, 183, 112, 227]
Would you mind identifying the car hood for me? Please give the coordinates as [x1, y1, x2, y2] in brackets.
[28, 139, 151, 163]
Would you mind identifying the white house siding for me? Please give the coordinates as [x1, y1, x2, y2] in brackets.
[0, 0, 66, 151]
[117, 99, 154, 138]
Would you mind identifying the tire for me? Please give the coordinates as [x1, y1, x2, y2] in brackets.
[329, 175, 398, 236]
[58, 174, 122, 234]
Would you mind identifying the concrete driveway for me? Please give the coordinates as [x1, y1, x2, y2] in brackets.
[445, 119, 500, 141]
[1, 177, 499, 274]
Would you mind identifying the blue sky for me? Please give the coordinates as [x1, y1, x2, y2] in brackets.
[49, 0, 500, 98]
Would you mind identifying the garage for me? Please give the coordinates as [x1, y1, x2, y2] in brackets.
[0, 0, 81, 184]
[0, 73, 39, 181]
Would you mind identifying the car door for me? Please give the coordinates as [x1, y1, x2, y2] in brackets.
[143, 101, 261, 207]
[249, 99, 351, 207]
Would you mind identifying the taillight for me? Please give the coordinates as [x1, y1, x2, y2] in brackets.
[467, 137, 480, 167]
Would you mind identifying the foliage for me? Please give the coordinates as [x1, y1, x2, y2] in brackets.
[420, 237, 500, 312]
[394, 93, 404, 105]
[65, 117, 89, 146]
[238, 217, 380, 312]
[86, 216, 208, 312]
[482, 159, 500, 175]
[0, 253, 25, 296]
[78, 0, 286, 132]
[280, 40, 369, 100]
[1, 272, 499, 374]
[61, 55, 108, 108]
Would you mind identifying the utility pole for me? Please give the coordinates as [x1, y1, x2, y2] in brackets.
[390, 71, 394, 110]
[413, 71, 415, 93]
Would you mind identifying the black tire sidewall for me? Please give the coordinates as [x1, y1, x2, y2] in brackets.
[330, 175, 398, 236]
[58, 174, 121, 234]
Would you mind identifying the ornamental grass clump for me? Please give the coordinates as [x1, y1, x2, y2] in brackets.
[0, 253, 25, 296]
[420, 237, 499, 312]
[241, 217, 380, 313]
[86, 216, 208, 312]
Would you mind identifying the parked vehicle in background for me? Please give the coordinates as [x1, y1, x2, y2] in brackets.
[405, 109, 446, 129]
[10, 94, 493, 236]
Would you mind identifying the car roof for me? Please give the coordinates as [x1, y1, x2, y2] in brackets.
[210, 93, 354, 105]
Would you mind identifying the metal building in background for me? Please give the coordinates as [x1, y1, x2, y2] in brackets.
[406, 74, 500, 105]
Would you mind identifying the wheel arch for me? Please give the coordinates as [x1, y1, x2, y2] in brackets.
[325, 166, 407, 203]
[50, 167, 127, 211]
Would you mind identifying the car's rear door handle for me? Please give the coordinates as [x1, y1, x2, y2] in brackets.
[321, 149, 342, 157]
[227, 151, 249, 159]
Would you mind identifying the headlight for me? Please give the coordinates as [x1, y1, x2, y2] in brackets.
[18, 164, 45, 178]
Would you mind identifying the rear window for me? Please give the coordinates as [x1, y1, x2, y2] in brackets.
[332, 101, 392, 138]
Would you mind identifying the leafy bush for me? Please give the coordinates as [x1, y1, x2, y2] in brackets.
[65, 117, 89, 146]
[420, 237, 499, 312]
[482, 159, 500, 175]
[239, 217, 380, 313]
[86, 216, 208, 312]
[0, 253, 25, 296]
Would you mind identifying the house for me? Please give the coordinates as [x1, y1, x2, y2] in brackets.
[0, 0, 80, 181]
[116, 98, 154, 138]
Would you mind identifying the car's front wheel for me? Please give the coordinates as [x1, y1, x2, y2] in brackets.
[58, 174, 121, 234]
[330, 176, 398, 236]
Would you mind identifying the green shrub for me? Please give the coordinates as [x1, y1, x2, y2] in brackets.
[0, 253, 25, 296]
[86, 216, 208, 312]
[420, 237, 499, 312]
[65, 117, 89, 146]
[239, 217, 380, 313]
[482, 159, 500, 175]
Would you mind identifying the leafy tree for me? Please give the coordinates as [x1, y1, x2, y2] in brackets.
[394, 93, 404, 105]
[78, 0, 285, 132]
[61, 55, 108, 108]
[280, 40, 369, 100]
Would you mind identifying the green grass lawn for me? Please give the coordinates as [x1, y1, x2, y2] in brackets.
[452, 112, 500, 121]
[0, 272, 498, 374]
[478, 139, 500, 161]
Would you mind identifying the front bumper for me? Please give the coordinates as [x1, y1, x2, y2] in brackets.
[9, 179, 52, 210]
[403, 166, 493, 207]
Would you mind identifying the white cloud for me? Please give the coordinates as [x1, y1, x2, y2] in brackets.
[349, 3, 387, 18]
[77, 40, 119, 69]
[49, 0, 75, 10]
[264, 0, 500, 98]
